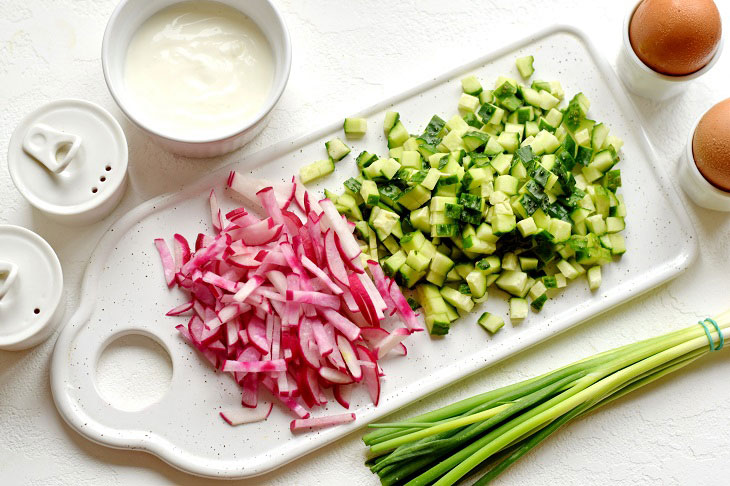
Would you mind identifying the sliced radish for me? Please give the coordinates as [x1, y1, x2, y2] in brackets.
[290, 413, 356, 432]
[156, 176, 419, 431]
[356, 345, 380, 406]
[333, 384, 352, 409]
[154, 239, 176, 287]
[336, 334, 362, 382]
[319, 366, 353, 385]
[220, 402, 272, 426]
[166, 301, 193, 316]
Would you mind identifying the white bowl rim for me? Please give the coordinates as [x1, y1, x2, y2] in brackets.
[101, 0, 292, 145]
[622, 0, 724, 83]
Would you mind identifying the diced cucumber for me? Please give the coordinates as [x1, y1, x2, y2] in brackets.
[325, 137, 351, 162]
[344, 117, 367, 138]
[496, 270, 528, 296]
[458, 93, 480, 113]
[322, 64, 627, 331]
[388, 121, 409, 148]
[383, 250, 407, 276]
[430, 251, 455, 275]
[461, 75, 483, 96]
[478, 312, 505, 333]
[300, 158, 335, 183]
[510, 297, 529, 320]
[515, 55, 535, 79]
[360, 180, 380, 206]
[383, 111, 400, 135]
[519, 256, 538, 271]
[587, 265, 602, 290]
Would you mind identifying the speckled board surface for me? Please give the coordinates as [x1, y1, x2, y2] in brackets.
[50, 26, 695, 479]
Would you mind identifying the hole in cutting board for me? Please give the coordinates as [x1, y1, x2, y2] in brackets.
[95, 333, 173, 412]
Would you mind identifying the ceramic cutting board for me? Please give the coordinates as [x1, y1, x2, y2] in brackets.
[51, 25, 697, 479]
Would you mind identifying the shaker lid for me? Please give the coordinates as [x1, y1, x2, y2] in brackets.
[0, 225, 64, 350]
[7, 99, 128, 223]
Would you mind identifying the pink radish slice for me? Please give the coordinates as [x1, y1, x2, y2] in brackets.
[266, 270, 287, 294]
[319, 366, 353, 385]
[257, 187, 285, 227]
[336, 334, 362, 381]
[222, 359, 286, 373]
[241, 372, 259, 408]
[286, 290, 340, 309]
[209, 190, 222, 232]
[290, 413, 355, 432]
[247, 316, 269, 354]
[348, 273, 379, 327]
[259, 375, 310, 419]
[294, 175, 322, 215]
[373, 328, 411, 359]
[202, 272, 240, 293]
[173, 234, 191, 271]
[356, 345, 380, 406]
[366, 260, 396, 309]
[154, 239, 176, 287]
[237, 221, 283, 246]
[334, 232, 365, 274]
[340, 287, 361, 313]
[166, 302, 193, 316]
[358, 273, 386, 319]
[321, 308, 361, 342]
[220, 402, 273, 426]
[310, 319, 334, 357]
[324, 229, 349, 286]
[297, 319, 321, 369]
[387, 278, 424, 332]
[319, 199, 361, 261]
[301, 256, 344, 295]
[226, 321, 239, 347]
[233, 275, 264, 302]
[176, 324, 192, 342]
[359, 327, 408, 356]
[334, 384, 352, 409]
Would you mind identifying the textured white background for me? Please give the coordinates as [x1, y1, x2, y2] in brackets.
[1, 0, 730, 485]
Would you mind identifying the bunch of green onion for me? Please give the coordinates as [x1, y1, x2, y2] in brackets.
[363, 311, 728, 485]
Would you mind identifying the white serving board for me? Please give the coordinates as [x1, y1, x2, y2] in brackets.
[51, 25, 696, 479]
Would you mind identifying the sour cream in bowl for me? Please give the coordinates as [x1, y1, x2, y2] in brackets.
[102, 0, 291, 158]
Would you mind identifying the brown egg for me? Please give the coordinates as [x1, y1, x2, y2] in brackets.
[693, 99, 730, 192]
[629, 0, 722, 76]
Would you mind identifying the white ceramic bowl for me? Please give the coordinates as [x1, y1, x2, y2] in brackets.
[102, 0, 291, 158]
[617, 0, 723, 101]
[678, 112, 730, 212]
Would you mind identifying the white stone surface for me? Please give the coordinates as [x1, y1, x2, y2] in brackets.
[1, 0, 729, 484]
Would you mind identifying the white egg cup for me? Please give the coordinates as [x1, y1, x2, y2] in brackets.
[617, 0, 723, 101]
[102, 0, 292, 158]
[678, 113, 730, 212]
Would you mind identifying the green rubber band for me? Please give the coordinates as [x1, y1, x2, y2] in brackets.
[698, 318, 724, 352]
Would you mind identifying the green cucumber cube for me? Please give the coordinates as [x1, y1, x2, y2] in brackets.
[326, 138, 351, 161]
[344, 117, 367, 138]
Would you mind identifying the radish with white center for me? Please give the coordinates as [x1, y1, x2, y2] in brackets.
[290, 413, 356, 432]
[319, 366, 353, 385]
[336, 334, 362, 381]
[220, 402, 272, 426]
[154, 239, 175, 287]
[166, 301, 193, 316]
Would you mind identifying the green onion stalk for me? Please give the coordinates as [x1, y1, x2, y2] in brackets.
[362, 311, 729, 486]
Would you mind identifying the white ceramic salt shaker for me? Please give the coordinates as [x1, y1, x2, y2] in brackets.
[7, 99, 128, 226]
[0, 225, 64, 351]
